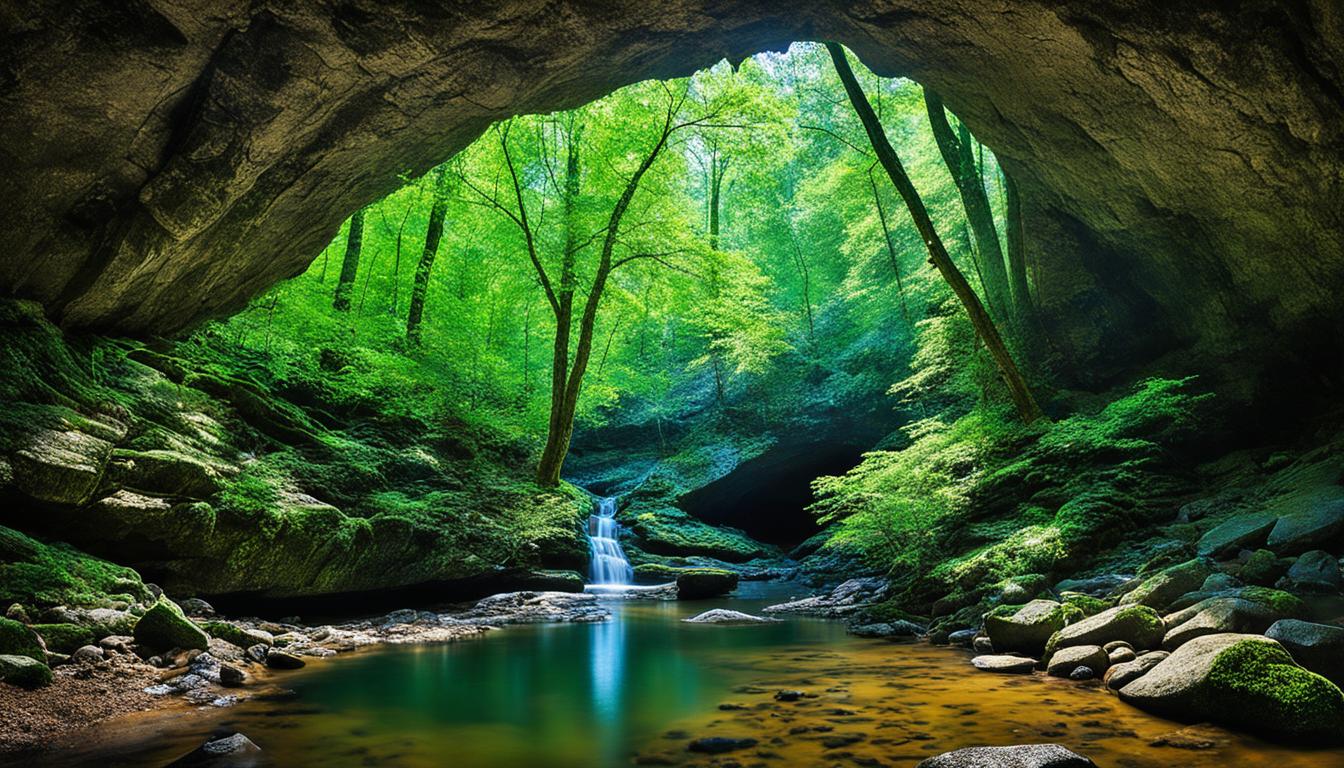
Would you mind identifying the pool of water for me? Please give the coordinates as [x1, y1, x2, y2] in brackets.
[14, 590, 1344, 767]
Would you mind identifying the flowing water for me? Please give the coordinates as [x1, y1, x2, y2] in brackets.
[588, 497, 633, 586]
[15, 587, 1344, 768]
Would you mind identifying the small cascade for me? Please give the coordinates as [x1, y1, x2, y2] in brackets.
[587, 496, 633, 586]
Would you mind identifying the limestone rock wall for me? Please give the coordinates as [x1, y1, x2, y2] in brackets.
[2, 1, 1341, 391]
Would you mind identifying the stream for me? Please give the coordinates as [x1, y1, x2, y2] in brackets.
[13, 585, 1344, 767]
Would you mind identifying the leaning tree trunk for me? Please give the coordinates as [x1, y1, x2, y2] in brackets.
[406, 168, 450, 345]
[828, 44, 1043, 423]
[924, 88, 1014, 326]
[332, 207, 366, 312]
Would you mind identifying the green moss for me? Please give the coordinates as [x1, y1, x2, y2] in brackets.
[632, 563, 687, 584]
[0, 525, 149, 611]
[30, 623, 94, 653]
[133, 598, 209, 652]
[675, 568, 738, 599]
[1238, 586, 1306, 616]
[624, 505, 770, 562]
[1207, 640, 1344, 740]
[0, 617, 45, 662]
[0, 654, 52, 688]
[1239, 549, 1285, 586]
[1060, 593, 1110, 617]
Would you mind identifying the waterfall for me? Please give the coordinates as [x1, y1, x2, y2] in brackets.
[587, 496, 633, 586]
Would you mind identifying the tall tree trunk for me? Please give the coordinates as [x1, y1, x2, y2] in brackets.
[828, 44, 1043, 423]
[332, 207, 365, 311]
[1002, 169, 1033, 315]
[924, 88, 1014, 326]
[406, 167, 450, 345]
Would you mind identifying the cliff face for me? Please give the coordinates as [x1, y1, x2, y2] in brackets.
[2, 2, 1342, 390]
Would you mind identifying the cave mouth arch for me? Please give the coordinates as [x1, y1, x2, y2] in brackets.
[3, 2, 1340, 396]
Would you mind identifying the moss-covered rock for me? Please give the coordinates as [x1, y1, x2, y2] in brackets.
[0, 525, 150, 611]
[624, 506, 770, 562]
[8, 427, 113, 506]
[1119, 558, 1214, 610]
[1059, 592, 1110, 617]
[1046, 604, 1165, 656]
[983, 599, 1079, 655]
[675, 569, 739, 600]
[632, 563, 687, 584]
[1237, 548, 1285, 586]
[0, 617, 45, 662]
[1266, 495, 1344, 555]
[202, 621, 274, 649]
[107, 447, 236, 499]
[133, 598, 208, 652]
[30, 622, 94, 654]
[1121, 633, 1344, 742]
[0, 654, 52, 688]
[1196, 513, 1276, 558]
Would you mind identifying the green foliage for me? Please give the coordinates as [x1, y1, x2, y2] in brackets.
[0, 617, 45, 662]
[31, 623, 94, 653]
[0, 525, 148, 611]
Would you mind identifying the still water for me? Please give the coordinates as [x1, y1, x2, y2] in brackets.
[17, 589, 1344, 767]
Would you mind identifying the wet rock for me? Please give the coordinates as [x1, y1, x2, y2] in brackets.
[1265, 619, 1344, 686]
[1119, 559, 1214, 611]
[1046, 645, 1107, 678]
[9, 427, 113, 505]
[674, 569, 738, 600]
[762, 577, 888, 617]
[1054, 574, 1130, 598]
[973, 636, 994, 653]
[948, 629, 977, 647]
[971, 655, 1037, 674]
[1149, 724, 1225, 750]
[984, 600, 1074, 655]
[682, 609, 779, 624]
[0, 654, 52, 688]
[245, 644, 269, 664]
[847, 620, 924, 639]
[452, 591, 609, 624]
[219, 664, 246, 687]
[1068, 666, 1095, 681]
[1160, 596, 1295, 650]
[774, 690, 805, 701]
[1118, 633, 1344, 740]
[687, 737, 757, 754]
[203, 621, 274, 649]
[1266, 495, 1344, 554]
[1196, 513, 1277, 557]
[916, 744, 1097, 767]
[265, 649, 305, 670]
[1107, 646, 1136, 664]
[1045, 605, 1165, 653]
[178, 598, 216, 617]
[134, 598, 209, 653]
[1283, 550, 1342, 592]
[166, 733, 262, 766]
[1104, 651, 1170, 690]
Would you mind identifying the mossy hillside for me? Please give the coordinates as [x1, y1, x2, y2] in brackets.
[30, 623, 94, 653]
[1206, 640, 1344, 741]
[0, 525, 150, 613]
[809, 377, 1216, 623]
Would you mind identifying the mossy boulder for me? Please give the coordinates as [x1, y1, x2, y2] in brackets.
[633, 563, 687, 584]
[8, 427, 113, 506]
[31, 622, 94, 654]
[133, 598, 208, 652]
[625, 507, 770, 562]
[1045, 604, 1165, 656]
[1161, 590, 1304, 650]
[108, 447, 236, 499]
[0, 525, 151, 610]
[1119, 558, 1214, 610]
[1237, 548, 1286, 585]
[1059, 592, 1110, 617]
[1266, 496, 1344, 555]
[1266, 619, 1344, 686]
[202, 621, 274, 650]
[1119, 633, 1344, 742]
[1046, 644, 1108, 678]
[983, 599, 1079, 655]
[0, 654, 52, 688]
[0, 617, 45, 662]
[675, 569, 739, 600]
[1196, 513, 1276, 557]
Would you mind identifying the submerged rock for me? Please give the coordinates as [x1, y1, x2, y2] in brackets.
[915, 744, 1097, 767]
[687, 737, 757, 754]
[848, 620, 924, 639]
[1118, 633, 1344, 741]
[682, 609, 779, 625]
[166, 733, 262, 767]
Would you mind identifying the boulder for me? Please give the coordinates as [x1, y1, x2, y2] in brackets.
[1108, 646, 1136, 664]
[455, 591, 609, 624]
[1237, 548, 1286, 585]
[984, 600, 1075, 655]
[9, 428, 112, 505]
[1104, 651, 1168, 690]
[915, 744, 1097, 767]
[1266, 496, 1344, 554]
[682, 609, 780, 625]
[1054, 574, 1130, 597]
[109, 448, 235, 499]
[0, 617, 45, 662]
[203, 621, 275, 649]
[1046, 645, 1108, 678]
[1119, 633, 1344, 740]
[762, 577, 887, 617]
[972, 655, 1038, 674]
[1266, 619, 1344, 686]
[1045, 605, 1164, 654]
[1283, 550, 1341, 592]
[973, 636, 994, 653]
[31, 622, 94, 653]
[948, 629, 977, 647]
[1197, 513, 1277, 557]
[265, 649, 306, 669]
[632, 563, 687, 584]
[848, 620, 925, 639]
[70, 644, 104, 664]
[1120, 559, 1214, 610]
[1068, 666, 1096, 681]
[178, 598, 216, 617]
[674, 569, 738, 600]
[133, 598, 210, 652]
[166, 733, 262, 767]
[0, 653, 52, 688]
[1161, 594, 1298, 650]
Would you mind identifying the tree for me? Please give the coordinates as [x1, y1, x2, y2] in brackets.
[332, 207, 366, 312]
[827, 43, 1043, 423]
[1002, 169, 1033, 316]
[923, 88, 1013, 325]
[406, 166, 452, 345]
